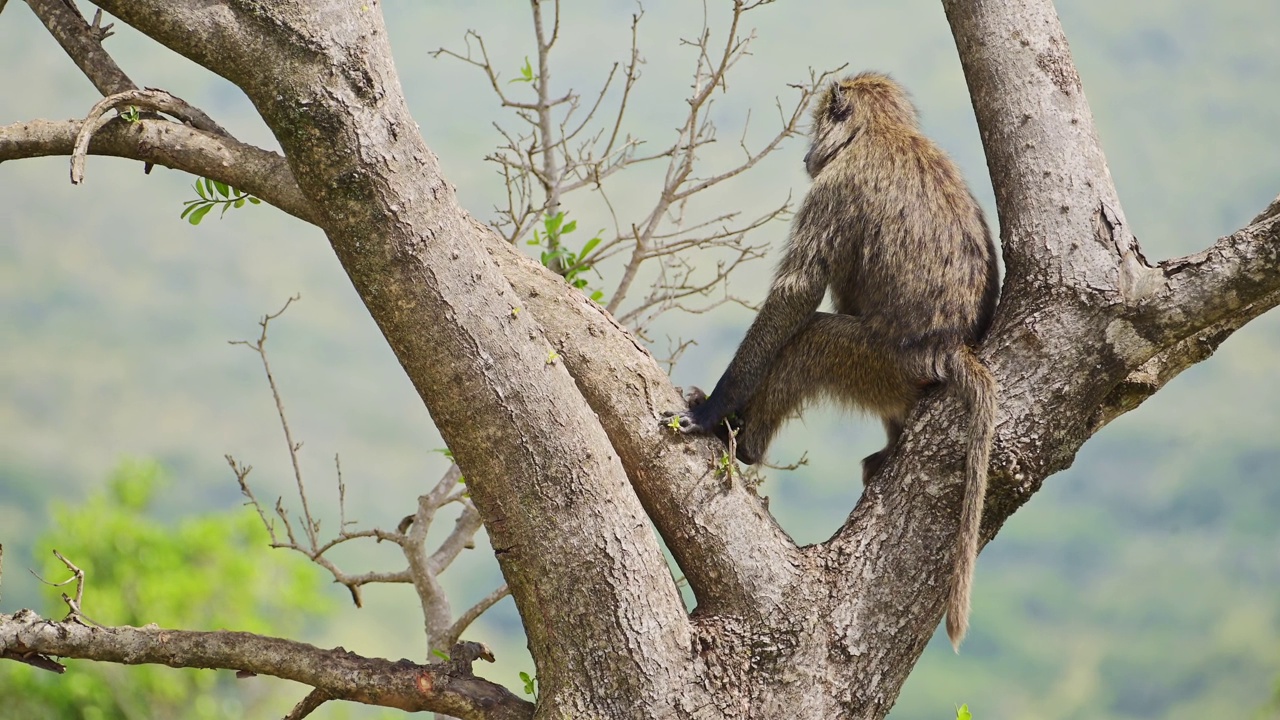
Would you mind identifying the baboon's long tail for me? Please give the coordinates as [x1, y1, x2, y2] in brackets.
[945, 347, 997, 652]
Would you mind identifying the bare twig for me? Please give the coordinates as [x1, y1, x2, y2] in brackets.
[441, 585, 511, 649]
[228, 304, 494, 659]
[282, 688, 331, 720]
[229, 294, 320, 550]
[30, 550, 105, 628]
[435, 1, 834, 341]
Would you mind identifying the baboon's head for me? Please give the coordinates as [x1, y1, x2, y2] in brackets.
[804, 71, 919, 179]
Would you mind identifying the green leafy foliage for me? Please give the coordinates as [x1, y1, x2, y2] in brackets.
[957, 704, 972, 720]
[0, 459, 335, 720]
[519, 670, 538, 700]
[120, 105, 141, 123]
[181, 177, 261, 225]
[526, 211, 605, 302]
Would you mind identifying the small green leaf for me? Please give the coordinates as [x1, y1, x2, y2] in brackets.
[193, 181, 210, 201]
[519, 671, 537, 696]
[509, 57, 535, 84]
[213, 180, 231, 198]
[234, 197, 246, 209]
[431, 649, 450, 661]
[544, 211, 564, 236]
[248, 196, 261, 204]
[579, 235, 601, 257]
[561, 219, 577, 235]
[589, 290, 604, 303]
[956, 704, 972, 720]
[188, 203, 214, 225]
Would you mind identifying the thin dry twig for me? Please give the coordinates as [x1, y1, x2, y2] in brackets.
[229, 294, 319, 550]
[442, 584, 511, 649]
[30, 550, 105, 628]
[282, 688, 332, 720]
[228, 299, 504, 658]
[433, 0, 838, 346]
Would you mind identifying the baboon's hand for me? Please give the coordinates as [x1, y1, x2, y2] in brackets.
[661, 387, 716, 434]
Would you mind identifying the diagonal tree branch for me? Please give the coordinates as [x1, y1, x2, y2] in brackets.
[26, 0, 136, 96]
[0, 610, 533, 720]
[481, 222, 800, 619]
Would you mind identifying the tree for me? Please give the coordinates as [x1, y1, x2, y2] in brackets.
[2, 1, 1278, 719]
[0, 459, 335, 720]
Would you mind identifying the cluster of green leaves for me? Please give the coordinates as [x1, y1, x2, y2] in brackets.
[0, 459, 335, 720]
[519, 670, 539, 700]
[526, 211, 605, 303]
[181, 177, 260, 225]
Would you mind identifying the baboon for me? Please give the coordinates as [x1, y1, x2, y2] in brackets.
[666, 72, 999, 650]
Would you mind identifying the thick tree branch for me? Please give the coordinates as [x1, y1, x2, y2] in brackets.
[1130, 211, 1280, 347]
[481, 223, 801, 619]
[1092, 288, 1278, 432]
[86, 1, 268, 89]
[27, 0, 135, 96]
[0, 610, 533, 720]
[0, 118, 317, 224]
[1090, 192, 1280, 429]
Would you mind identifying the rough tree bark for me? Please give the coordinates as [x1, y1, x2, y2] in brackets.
[1, 0, 1277, 719]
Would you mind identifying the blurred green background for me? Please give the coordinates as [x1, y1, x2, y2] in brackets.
[2, 1, 1278, 718]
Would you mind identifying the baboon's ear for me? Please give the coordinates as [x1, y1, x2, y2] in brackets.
[826, 84, 853, 123]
